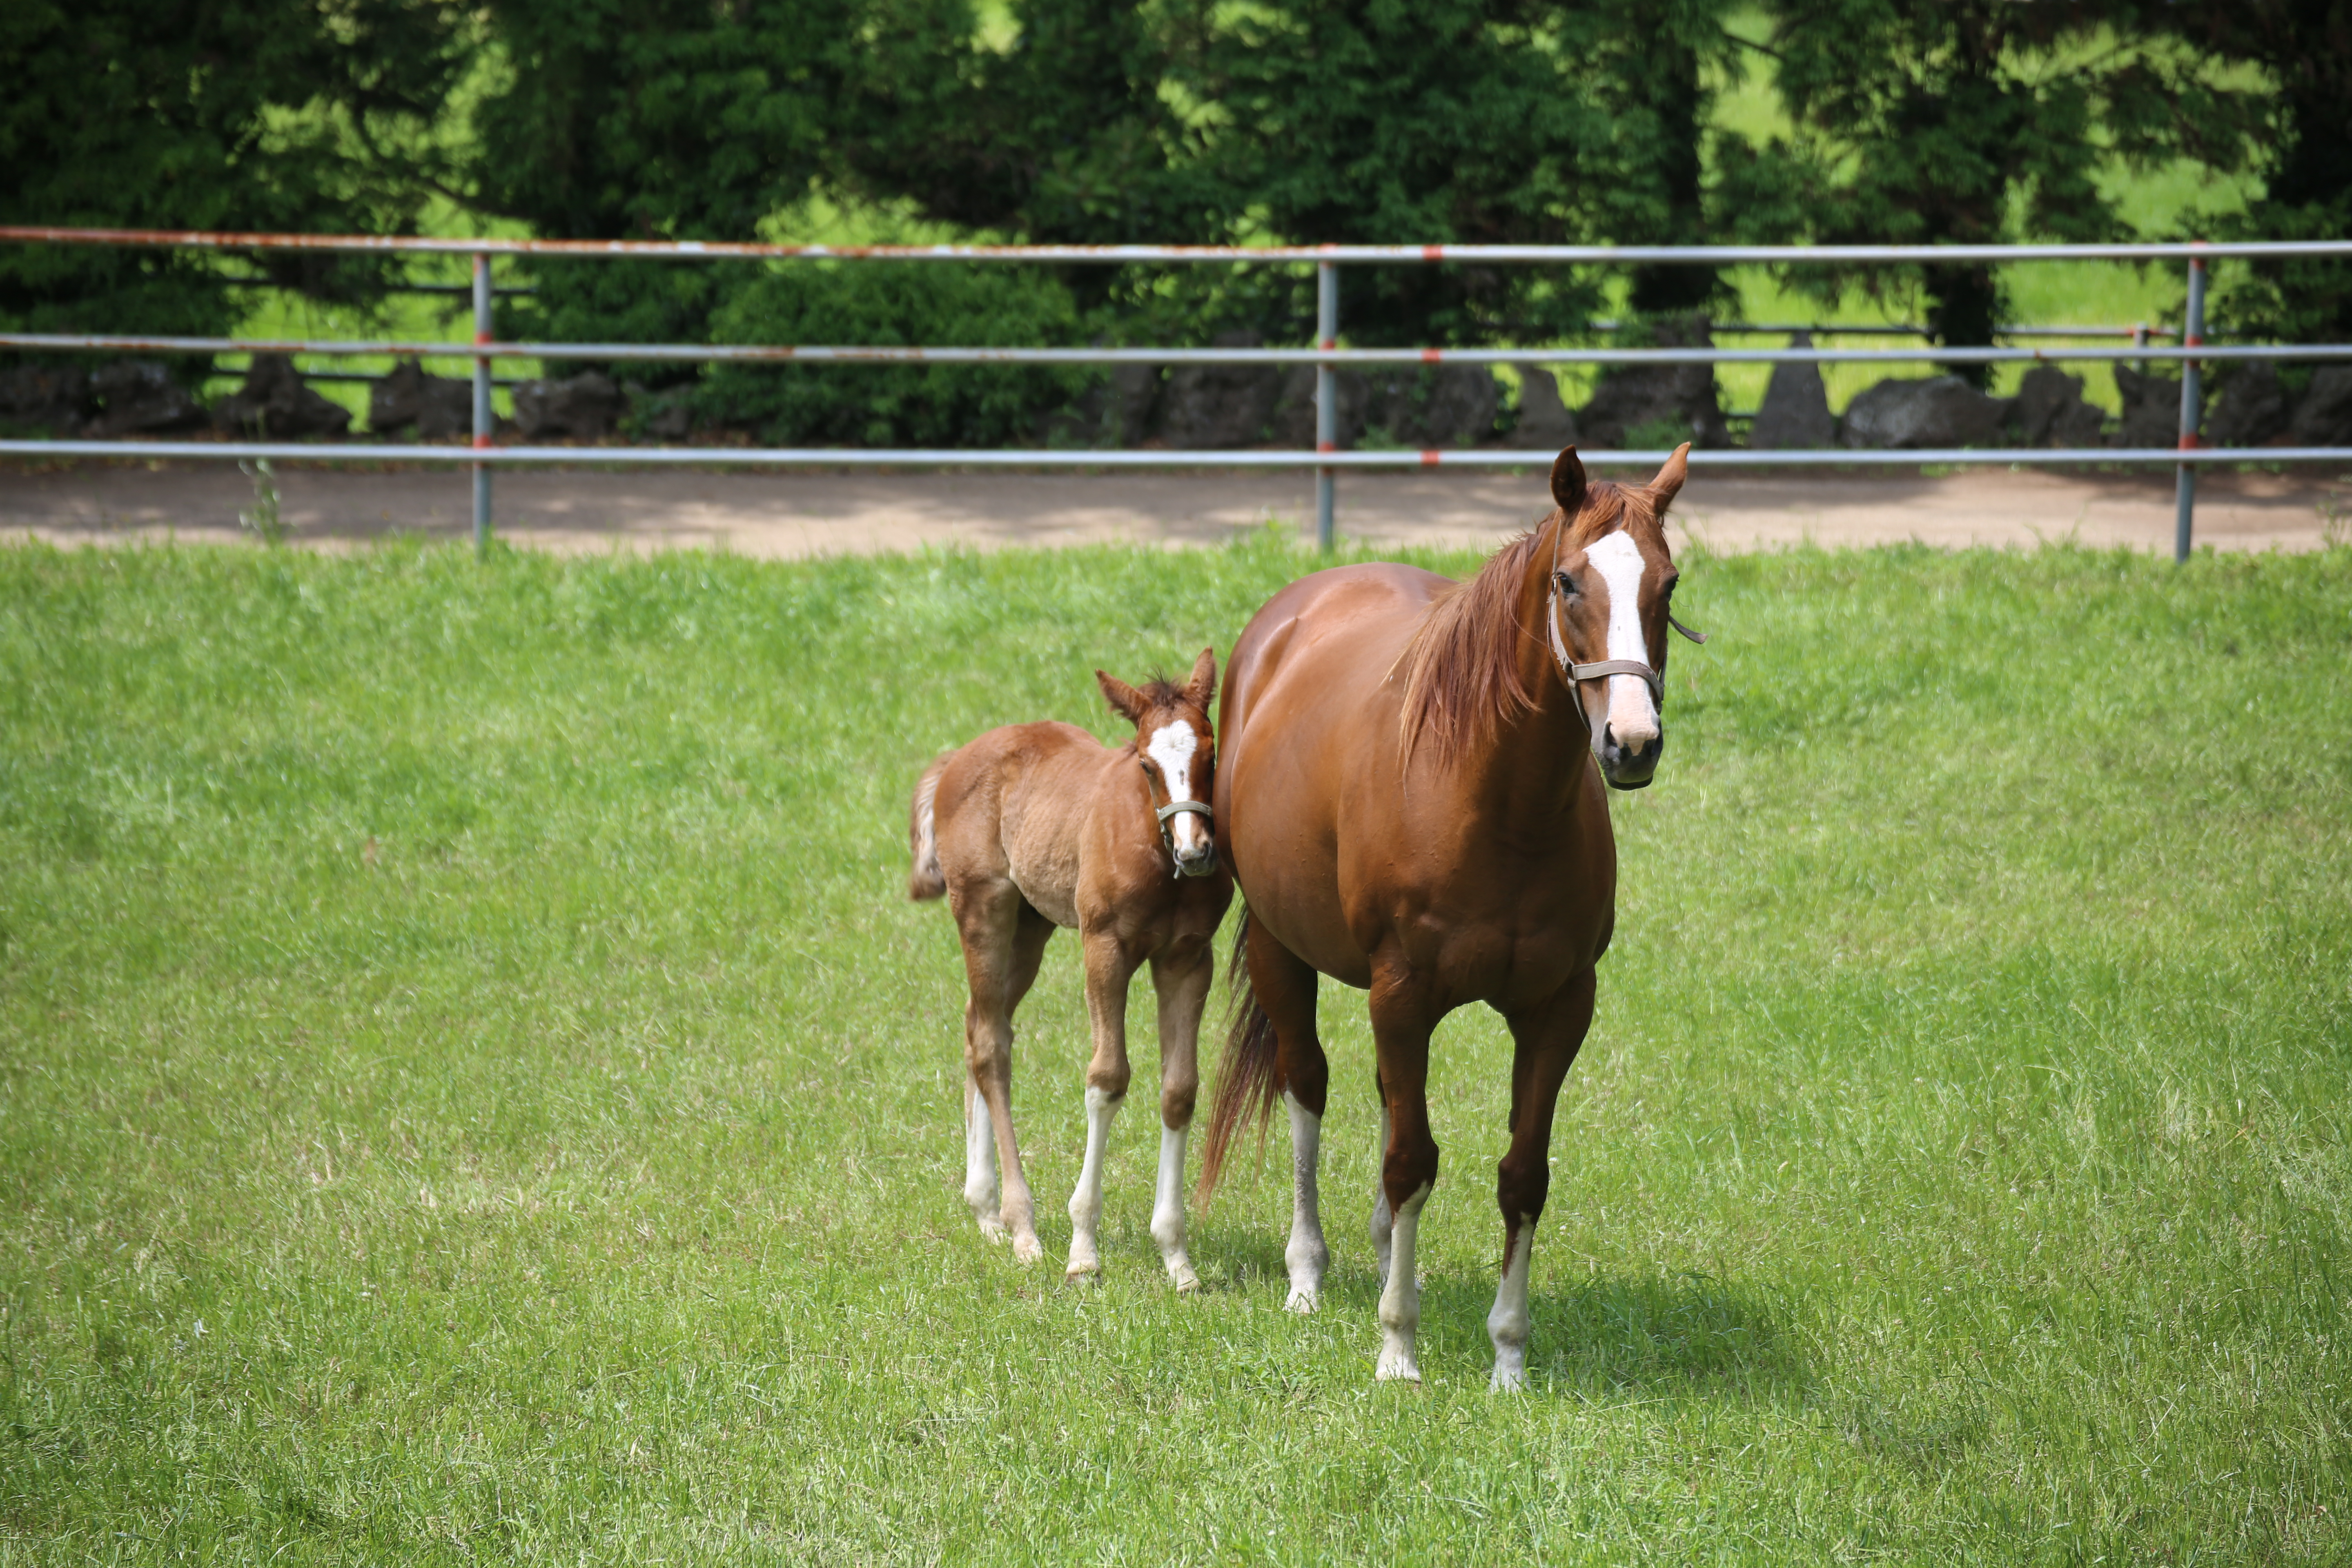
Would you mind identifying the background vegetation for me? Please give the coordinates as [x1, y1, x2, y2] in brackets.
[2, 1, 2343, 437]
[1, 536, 2347, 1560]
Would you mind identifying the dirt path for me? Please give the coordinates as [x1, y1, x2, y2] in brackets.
[3, 458, 2344, 557]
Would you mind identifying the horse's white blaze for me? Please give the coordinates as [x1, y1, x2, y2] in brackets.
[1066, 1084, 1120, 1276]
[1375, 1181, 1433, 1381]
[964, 1078, 1002, 1234]
[1152, 1123, 1199, 1291]
[1586, 530, 1659, 748]
[1487, 1222, 1533, 1391]
[1147, 720, 1208, 856]
[1283, 1091, 1329, 1312]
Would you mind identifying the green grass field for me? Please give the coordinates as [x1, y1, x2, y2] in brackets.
[3, 534, 2348, 1563]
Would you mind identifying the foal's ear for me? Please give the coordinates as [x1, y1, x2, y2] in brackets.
[1549, 447, 1588, 516]
[1183, 647, 1216, 712]
[1648, 442, 1690, 508]
[1096, 669, 1147, 724]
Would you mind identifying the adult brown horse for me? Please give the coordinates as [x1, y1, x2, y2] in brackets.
[1198, 446, 1704, 1389]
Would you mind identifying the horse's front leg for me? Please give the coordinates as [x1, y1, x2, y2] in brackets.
[1369, 961, 1441, 1383]
[1488, 969, 1597, 1391]
[1145, 943, 1212, 1292]
[1067, 927, 1138, 1280]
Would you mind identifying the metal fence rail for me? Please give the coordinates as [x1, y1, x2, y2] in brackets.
[6, 226, 2352, 560]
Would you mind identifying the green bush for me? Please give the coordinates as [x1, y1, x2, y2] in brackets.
[697, 263, 1094, 447]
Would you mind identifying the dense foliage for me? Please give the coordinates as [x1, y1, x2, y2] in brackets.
[1, 0, 2341, 426]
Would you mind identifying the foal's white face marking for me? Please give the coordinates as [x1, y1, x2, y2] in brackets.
[1584, 529, 1661, 749]
[1146, 719, 1209, 856]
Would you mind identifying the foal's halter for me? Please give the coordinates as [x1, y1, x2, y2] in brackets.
[1545, 521, 1707, 746]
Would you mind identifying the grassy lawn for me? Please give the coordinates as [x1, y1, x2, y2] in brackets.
[2, 533, 2348, 1562]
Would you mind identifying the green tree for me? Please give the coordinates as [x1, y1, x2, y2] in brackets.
[468, 0, 869, 350]
[1189, 0, 1746, 345]
[0, 0, 470, 338]
[2160, 2, 2352, 342]
[1735, 1, 2249, 382]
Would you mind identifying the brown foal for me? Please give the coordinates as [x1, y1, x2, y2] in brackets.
[1200, 447, 1702, 1387]
[909, 649, 1232, 1287]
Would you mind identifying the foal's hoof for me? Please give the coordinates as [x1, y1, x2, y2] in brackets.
[1284, 1284, 1321, 1314]
[976, 1216, 1009, 1246]
[1167, 1261, 1202, 1294]
[1011, 1232, 1044, 1266]
[1064, 1252, 1101, 1283]
[1490, 1362, 1528, 1394]
[1375, 1352, 1423, 1384]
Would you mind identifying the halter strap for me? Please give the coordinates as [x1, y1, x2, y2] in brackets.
[1156, 799, 1213, 826]
[1542, 516, 1706, 706]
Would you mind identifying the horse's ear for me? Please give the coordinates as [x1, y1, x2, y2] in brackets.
[1184, 647, 1216, 711]
[1549, 447, 1588, 515]
[1096, 669, 1147, 724]
[1649, 442, 1690, 508]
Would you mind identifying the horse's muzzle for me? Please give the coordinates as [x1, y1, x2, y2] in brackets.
[1173, 841, 1219, 878]
[1598, 724, 1664, 791]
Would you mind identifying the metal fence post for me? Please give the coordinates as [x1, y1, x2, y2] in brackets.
[472, 251, 493, 556]
[2174, 254, 2207, 562]
[1315, 259, 1337, 551]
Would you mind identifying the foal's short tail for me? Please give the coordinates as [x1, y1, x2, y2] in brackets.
[906, 753, 953, 901]
[1195, 908, 1283, 1205]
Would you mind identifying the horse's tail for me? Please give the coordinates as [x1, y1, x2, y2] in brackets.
[906, 752, 953, 901]
[1196, 907, 1282, 1205]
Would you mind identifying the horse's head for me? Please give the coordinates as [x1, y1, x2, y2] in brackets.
[1096, 648, 1220, 877]
[1545, 445, 1700, 791]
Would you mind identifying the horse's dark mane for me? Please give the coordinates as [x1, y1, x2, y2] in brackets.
[1397, 482, 1632, 765]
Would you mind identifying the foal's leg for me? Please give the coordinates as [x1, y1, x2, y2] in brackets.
[1488, 968, 1597, 1392]
[1246, 920, 1330, 1312]
[1146, 942, 1212, 1292]
[1369, 960, 1441, 1383]
[1066, 928, 1139, 1280]
[959, 886, 1051, 1264]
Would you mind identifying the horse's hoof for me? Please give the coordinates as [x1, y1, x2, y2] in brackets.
[1490, 1363, 1528, 1393]
[1012, 1233, 1044, 1265]
[1168, 1262, 1202, 1294]
[977, 1216, 1009, 1245]
[1375, 1354, 1423, 1384]
[1284, 1285, 1320, 1314]
[1065, 1253, 1100, 1282]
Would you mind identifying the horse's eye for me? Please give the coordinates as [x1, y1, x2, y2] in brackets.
[1554, 570, 1580, 599]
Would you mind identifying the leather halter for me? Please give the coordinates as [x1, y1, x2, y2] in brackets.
[1544, 519, 1707, 747]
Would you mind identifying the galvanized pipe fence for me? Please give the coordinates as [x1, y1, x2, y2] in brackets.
[5, 227, 2352, 561]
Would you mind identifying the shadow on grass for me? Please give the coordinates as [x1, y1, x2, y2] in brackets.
[1195, 1224, 1805, 1399]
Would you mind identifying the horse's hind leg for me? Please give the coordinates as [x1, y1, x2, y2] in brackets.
[1145, 942, 1212, 1292]
[1066, 928, 1138, 1281]
[1487, 967, 1597, 1391]
[1246, 919, 1330, 1312]
[958, 883, 1051, 1264]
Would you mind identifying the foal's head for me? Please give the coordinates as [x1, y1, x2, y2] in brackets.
[1096, 648, 1219, 877]
[1546, 445, 1694, 791]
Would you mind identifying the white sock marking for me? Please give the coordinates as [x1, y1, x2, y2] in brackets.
[1283, 1092, 1329, 1312]
[1066, 1085, 1120, 1277]
[1152, 1123, 1199, 1291]
[1376, 1182, 1433, 1382]
[964, 1079, 1002, 1237]
[1488, 1222, 1533, 1392]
